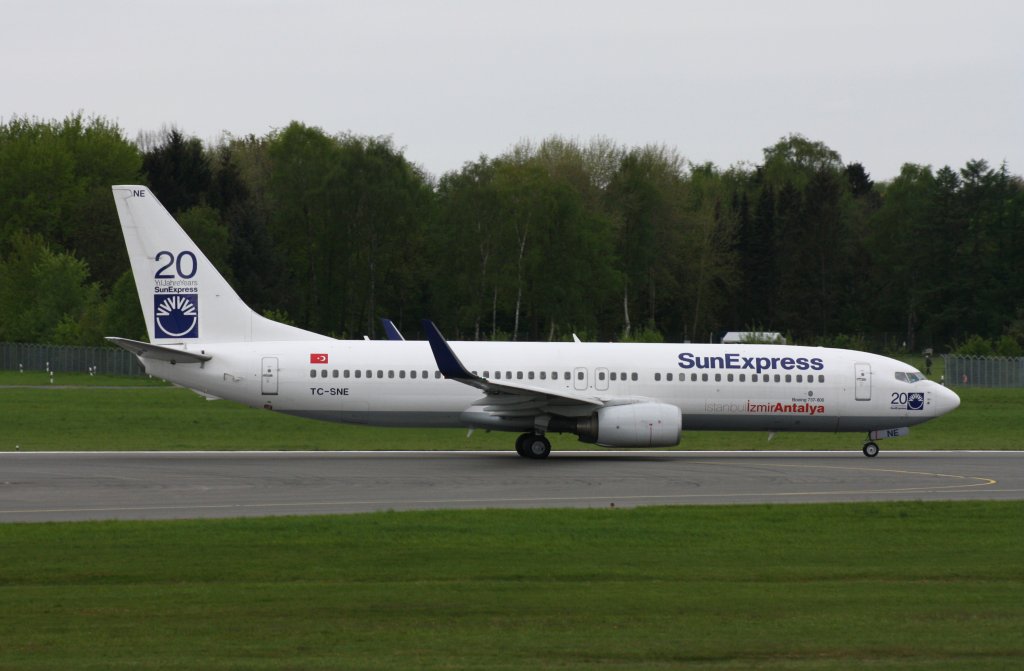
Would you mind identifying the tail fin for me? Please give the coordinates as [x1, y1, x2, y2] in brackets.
[111, 185, 328, 344]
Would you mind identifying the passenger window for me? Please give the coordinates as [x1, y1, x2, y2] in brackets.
[739, 374, 745, 382]
[366, 370, 372, 378]
[410, 370, 417, 379]
[818, 374, 825, 383]
[388, 370, 395, 379]
[610, 372, 617, 381]
[354, 370, 361, 378]
[528, 372, 535, 380]
[715, 373, 721, 382]
[631, 373, 638, 381]
[667, 373, 673, 381]
[344, 370, 350, 378]
[691, 373, 697, 382]
[796, 374, 802, 383]
[753, 374, 759, 382]
[333, 370, 339, 378]
[577, 371, 584, 380]
[321, 370, 327, 378]
[540, 372, 547, 380]
[727, 373, 733, 382]
[785, 374, 791, 383]
[774, 374, 781, 383]
[654, 373, 661, 381]
[399, 370, 406, 379]
[422, 371, 428, 378]
[309, 370, 316, 379]
[598, 371, 605, 381]
[435, 371, 442, 379]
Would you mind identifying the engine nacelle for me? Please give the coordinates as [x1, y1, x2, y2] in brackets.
[556, 402, 681, 448]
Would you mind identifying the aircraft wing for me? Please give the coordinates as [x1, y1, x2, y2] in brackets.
[420, 320, 605, 412]
[106, 337, 211, 364]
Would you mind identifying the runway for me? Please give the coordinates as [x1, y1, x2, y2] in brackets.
[2, 450, 1023, 522]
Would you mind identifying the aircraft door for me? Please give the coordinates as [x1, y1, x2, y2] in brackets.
[261, 357, 279, 395]
[574, 367, 588, 391]
[854, 363, 871, 401]
[595, 367, 609, 391]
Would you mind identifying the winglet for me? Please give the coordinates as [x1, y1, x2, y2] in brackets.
[381, 318, 406, 341]
[421, 320, 476, 381]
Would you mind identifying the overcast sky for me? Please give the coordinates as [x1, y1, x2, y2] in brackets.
[4, 0, 1022, 181]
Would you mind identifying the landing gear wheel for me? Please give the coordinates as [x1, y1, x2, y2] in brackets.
[515, 433, 551, 459]
[515, 433, 531, 457]
[863, 442, 879, 458]
[526, 435, 551, 459]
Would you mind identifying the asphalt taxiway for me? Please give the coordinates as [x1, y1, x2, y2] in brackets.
[1, 450, 1023, 522]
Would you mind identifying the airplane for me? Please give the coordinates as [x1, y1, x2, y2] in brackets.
[108, 185, 961, 459]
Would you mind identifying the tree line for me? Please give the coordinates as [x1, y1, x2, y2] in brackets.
[1, 113, 1022, 353]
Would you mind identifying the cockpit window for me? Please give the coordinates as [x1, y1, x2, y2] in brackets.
[895, 371, 925, 383]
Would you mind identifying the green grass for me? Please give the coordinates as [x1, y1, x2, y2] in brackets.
[2, 368, 1020, 668]
[1, 376, 1020, 451]
[0, 502, 1021, 670]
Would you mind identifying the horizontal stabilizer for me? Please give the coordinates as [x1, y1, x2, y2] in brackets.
[106, 337, 211, 364]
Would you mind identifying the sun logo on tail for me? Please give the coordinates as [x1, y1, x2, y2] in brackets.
[154, 294, 199, 338]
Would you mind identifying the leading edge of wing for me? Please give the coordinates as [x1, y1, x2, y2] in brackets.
[420, 319, 604, 407]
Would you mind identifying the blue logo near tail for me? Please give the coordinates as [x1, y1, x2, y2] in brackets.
[154, 294, 199, 338]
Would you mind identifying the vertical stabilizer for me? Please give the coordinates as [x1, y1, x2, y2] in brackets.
[111, 185, 328, 344]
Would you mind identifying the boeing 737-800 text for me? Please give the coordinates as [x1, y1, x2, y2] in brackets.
[108, 186, 960, 458]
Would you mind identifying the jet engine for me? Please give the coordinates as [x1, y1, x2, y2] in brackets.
[549, 402, 682, 448]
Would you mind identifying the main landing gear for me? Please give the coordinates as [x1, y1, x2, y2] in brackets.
[515, 432, 551, 459]
[862, 441, 880, 458]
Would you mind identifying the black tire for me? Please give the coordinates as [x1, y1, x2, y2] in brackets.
[863, 442, 880, 458]
[515, 432, 531, 457]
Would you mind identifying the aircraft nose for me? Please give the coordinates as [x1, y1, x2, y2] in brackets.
[934, 385, 961, 416]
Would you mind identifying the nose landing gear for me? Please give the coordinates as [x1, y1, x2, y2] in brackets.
[862, 427, 909, 457]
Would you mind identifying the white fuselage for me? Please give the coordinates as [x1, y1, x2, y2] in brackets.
[143, 339, 960, 438]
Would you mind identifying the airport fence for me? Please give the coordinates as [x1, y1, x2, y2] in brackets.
[0, 342, 144, 377]
[943, 355, 1024, 388]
